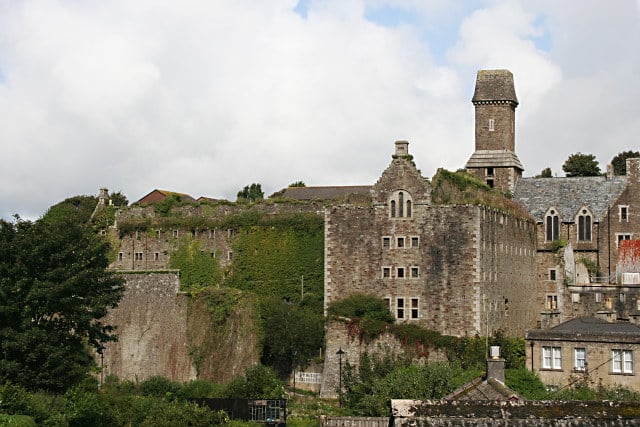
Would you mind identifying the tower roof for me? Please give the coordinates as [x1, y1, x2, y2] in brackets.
[472, 69, 519, 106]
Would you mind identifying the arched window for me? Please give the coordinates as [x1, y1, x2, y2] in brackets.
[577, 209, 592, 241]
[545, 209, 559, 242]
[389, 190, 413, 219]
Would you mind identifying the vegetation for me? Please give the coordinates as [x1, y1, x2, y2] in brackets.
[535, 167, 553, 178]
[169, 236, 222, 291]
[562, 152, 601, 177]
[237, 183, 264, 202]
[611, 150, 640, 175]
[289, 181, 306, 187]
[0, 214, 124, 393]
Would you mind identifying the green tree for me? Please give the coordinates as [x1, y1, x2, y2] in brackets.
[562, 152, 601, 177]
[611, 150, 640, 175]
[223, 365, 285, 399]
[289, 181, 306, 187]
[109, 191, 129, 207]
[0, 215, 124, 392]
[237, 183, 264, 202]
[535, 167, 553, 178]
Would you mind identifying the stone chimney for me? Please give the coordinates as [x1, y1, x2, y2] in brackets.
[627, 158, 640, 184]
[98, 188, 109, 205]
[486, 346, 505, 384]
[394, 140, 409, 157]
[607, 164, 614, 179]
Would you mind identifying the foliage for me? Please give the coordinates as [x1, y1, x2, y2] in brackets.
[562, 152, 601, 177]
[505, 368, 547, 399]
[223, 364, 286, 399]
[169, 237, 222, 291]
[289, 181, 306, 187]
[109, 190, 129, 207]
[237, 183, 264, 202]
[138, 376, 183, 399]
[580, 257, 599, 276]
[180, 380, 226, 398]
[535, 167, 553, 178]
[258, 297, 324, 377]
[611, 150, 640, 175]
[551, 239, 566, 252]
[41, 195, 98, 225]
[327, 294, 394, 340]
[154, 194, 184, 216]
[0, 215, 124, 393]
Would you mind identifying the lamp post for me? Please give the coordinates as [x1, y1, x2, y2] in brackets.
[336, 347, 345, 407]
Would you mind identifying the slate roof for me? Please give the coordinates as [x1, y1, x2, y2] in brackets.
[472, 69, 518, 105]
[443, 378, 521, 402]
[526, 316, 640, 342]
[513, 176, 627, 222]
[280, 185, 371, 200]
[465, 149, 524, 170]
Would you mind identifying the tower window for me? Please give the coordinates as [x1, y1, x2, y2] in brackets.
[488, 118, 495, 131]
[486, 167, 494, 177]
[486, 179, 494, 188]
[389, 190, 413, 219]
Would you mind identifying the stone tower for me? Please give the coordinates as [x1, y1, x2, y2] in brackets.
[465, 69, 524, 192]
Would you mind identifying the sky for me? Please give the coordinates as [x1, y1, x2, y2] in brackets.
[1, 0, 639, 220]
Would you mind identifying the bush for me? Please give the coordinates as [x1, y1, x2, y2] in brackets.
[224, 365, 285, 399]
[138, 376, 182, 399]
[505, 368, 547, 399]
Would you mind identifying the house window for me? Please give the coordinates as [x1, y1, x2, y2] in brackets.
[382, 267, 391, 278]
[571, 293, 580, 303]
[486, 179, 494, 188]
[173, 230, 179, 238]
[411, 267, 420, 278]
[617, 234, 632, 248]
[227, 251, 233, 260]
[612, 349, 633, 374]
[410, 298, 419, 319]
[154, 252, 160, 261]
[545, 209, 560, 242]
[574, 348, 586, 371]
[134, 252, 143, 261]
[486, 167, 494, 176]
[397, 267, 405, 278]
[488, 118, 495, 131]
[118, 252, 123, 261]
[620, 293, 626, 303]
[411, 236, 419, 248]
[620, 206, 629, 222]
[577, 209, 592, 241]
[382, 237, 391, 248]
[546, 295, 558, 310]
[549, 269, 557, 281]
[397, 237, 405, 248]
[389, 190, 413, 219]
[595, 293, 602, 303]
[396, 298, 405, 319]
[542, 346, 562, 370]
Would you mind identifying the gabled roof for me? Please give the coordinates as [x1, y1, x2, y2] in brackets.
[526, 316, 640, 342]
[513, 176, 627, 222]
[136, 189, 196, 205]
[279, 185, 371, 200]
[443, 378, 521, 402]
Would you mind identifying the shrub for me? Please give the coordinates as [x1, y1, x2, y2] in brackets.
[138, 376, 182, 399]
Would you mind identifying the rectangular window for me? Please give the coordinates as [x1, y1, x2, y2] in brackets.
[118, 252, 123, 261]
[396, 298, 405, 319]
[191, 230, 197, 237]
[410, 298, 419, 319]
[173, 230, 179, 238]
[574, 348, 586, 371]
[154, 252, 160, 261]
[488, 118, 495, 132]
[411, 236, 419, 248]
[486, 166, 494, 176]
[542, 346, 562, 370]
[397, 267, 405, 278]
[620, 206, 629, 222]
[617, 234, 632, 248]
[571, 293, 580, 303]
[227, 251, 233, 260]
[382, 267, 391, 278]
[549, 269, 557, 281]
[612, 349, 633, 374]
[595, 292, 602, 303]
[382, 237, 391, 248]
[546, 295, 558, 310]
[620, 293, 626, 303]
[397, 237, 405, 248]
[134, 252, 143, 261]
[410, 267, 419, 278]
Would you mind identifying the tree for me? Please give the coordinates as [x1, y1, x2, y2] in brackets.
[109, 191, 129, 207]
[0, 215, 124, 392]
[562, 153, 601, 177]
[535, 167, 553, 178]
[611, 150, 640, 175]
[236, 183, 264, 202]
[289, 181, 306, 187]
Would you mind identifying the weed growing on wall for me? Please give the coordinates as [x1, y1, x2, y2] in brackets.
[169, 237, 221, 291]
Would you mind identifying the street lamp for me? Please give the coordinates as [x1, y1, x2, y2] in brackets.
[336, 347, 345, 407]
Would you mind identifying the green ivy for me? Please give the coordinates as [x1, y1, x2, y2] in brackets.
[169, 237, 221, 291]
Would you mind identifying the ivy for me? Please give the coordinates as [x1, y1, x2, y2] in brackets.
[169, 237, 221, 292]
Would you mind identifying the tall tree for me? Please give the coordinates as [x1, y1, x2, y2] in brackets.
[0, 215, 124, 392]
[236, 183, 264, 202]
[611, 150, 640, 175]
[535, 167, 553, 178]
[562, 153, 601, 177]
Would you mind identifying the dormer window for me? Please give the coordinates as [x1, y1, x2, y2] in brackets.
[545, 209, 560, 242]
[577, 208, 592, 241]
[389, 190, 413, 219]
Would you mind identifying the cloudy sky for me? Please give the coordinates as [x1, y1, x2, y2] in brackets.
[1, 0, 639, 220]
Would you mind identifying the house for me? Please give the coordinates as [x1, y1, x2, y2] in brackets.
[526, 316, 640, 392]
[135, 189, 196, 205]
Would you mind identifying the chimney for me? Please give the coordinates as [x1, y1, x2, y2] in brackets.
[607, 164, 614, 179]
[394, 140, 409, 157]
[627, 158, 640, 184]
[486, 346, 505, 383]
[98, 188, 109, 205]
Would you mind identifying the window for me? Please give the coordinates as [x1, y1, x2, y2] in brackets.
[595, 293, 602, 303]
[227, 251, 233, 260]
[542, 346, 562, 370]
[546, 295, 558, 310]
[486, 167, 494, 177]
[617, 233, 632, 248]
[411, 267, 420, 278]
[488, 118, 495, 131]
[612, 349, 633, 374]
[396, 298, 405, 319]
[173, 230, 179, 238]
[118, 252, 123, 261]
[574, 348, 586, 371]
[382, 237, 391, 248]
[191, 230, 197, 237]
[134, 252, 143, 261]
[410, 298, 419, 319]
[99, 229, 107, 236]
[571, 293, 580, 303]
[486, 179, 494, 188]
[382, 267, 391, 278]
[620, 293, 626, 303]
[157, 230, 161, 238]
[577, 209, 592, 241]
[389, 190, 413, 219]
[154, 252, 160, 261]
[549, 269, 557, 281]
[397, 267, 405, 278]
[620, 206, 629, 222]
[411, 236, 419, 248]
[605, 297, 613, 309]
[545, 209, 560, 242]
